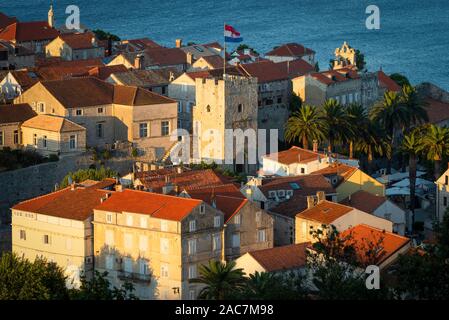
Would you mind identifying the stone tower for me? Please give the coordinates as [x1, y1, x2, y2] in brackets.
[48, 3, 55, 28]
[193, 74, 258, 173]
[333, 41, 357, 70]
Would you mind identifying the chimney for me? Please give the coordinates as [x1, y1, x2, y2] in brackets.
[70, 182, 76, 191]
[313, 140, 318, 153]
[135, 53, 144, 70]
[186, 52, 193, 65]
[176, 39, 183, 48]
[307, 196, 316, 209]
[316, 191, 325, 203]
[348, 194, 352, 203]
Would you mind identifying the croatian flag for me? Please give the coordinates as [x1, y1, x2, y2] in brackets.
[224, 24, 243, 43]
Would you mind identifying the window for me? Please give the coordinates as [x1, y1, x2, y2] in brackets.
[97, 107, 104, 114]
[160, 238, 169, 254]
[189, 220, 196, 232]
[234, 214, 241, 225]
[286, 190, 293, 197]
[38, 102, 45, 113]
[69, 135, 76, 149]
[186, 102, 192, 113]
[188, 239, 197, 255]
[257, 229, 266, 242]
[52, 108, 55, 114]
[123, 257, 133, 273]
[96, 123, 104, 138]
[139, 259, 149, 275]
[12, 130, 18, 144]
[162, 86, 167, 95]
[105, 230, 114, 246]
[140, 217, 148, 228]
[237, 104, 242, 112]
[126, 215, 133, 226]
[188, 264, 197, 279]
[33, 134, 37, 146]
[232, 233, 240, 248]
[300, 168, 305, 174]
[178, 101, 183, 113]
[277, 190, 285, 197]
[213, 234, 221, 251]
[446, 176, 448, 185]
[105, 255, 114, 270]
[43, 234, 50, 244]
[182, 84, 187, 92]
[139, 235, 148, 251]
[139, 123, 148, 138]
[43, 135, 47, 148]
[161, 220, 168, 232]
[385, 213, 392, 221]
[214, 216, 221, 228]
[161, 121, 169, 136]
[124, 233, 133, 249]
[161, 264, 169, 278]
[268, 191, 276, 198]
[75, 109, 83, 116]
[106, 213, 113, 223]
[19, 229, 26, 240]
[200, 204, 205, 214]
[444, 197, 448, 207]
[277, 97, 282, 104]
[256, 211, 261, 223]
[206, 105, 211, 112]
[0, 131, 3, 146]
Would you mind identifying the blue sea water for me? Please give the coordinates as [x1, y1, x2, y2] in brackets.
[3, 0, 449, 90]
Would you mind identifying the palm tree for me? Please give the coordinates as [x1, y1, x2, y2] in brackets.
[370, 91, 407, 173]
[191, 260, 246, 300]
[401, 130, 424, 230]
[346, 103, 367, 159]
[421, 125, 449, 179]
[322, 99, 352, 153]
[284, 104, 326, 149]
[400, 84, 429, 129]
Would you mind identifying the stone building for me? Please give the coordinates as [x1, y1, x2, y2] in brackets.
[92, 189, 224, 300]
[45, 32, 105, 61]
[0, 40, 35, 70]
[193, 74, 258, 173]
[15, 77, 178, 160]
[0, 103, 36, 150]
[333, 41, 357, 70]
[265, 43, 316, 66]
[436, 167, 449, 223]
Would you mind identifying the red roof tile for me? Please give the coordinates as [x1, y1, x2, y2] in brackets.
[377, 71, 401, 92]
[313, 163, 358, 187]
[144, 47, 187, 67]
[0, 103, 36, 124]
[88, 64, 129, 80]
[341, 224, 410, 266]
[12, 180, 115, 221]
[237, 60, 289, 83]
[264, 146, 325, 165]
[310, 68, 360, 85]
[0, 12, 17, 30]
[296, 200, 354, 224]
[276, 59, 315, 78]
[425, 98, 449, 124]
[247, 242, 310, 272]
[58, 32, 97, 50]
[0, 21, 59, 42]
[94, 189, 202, 221]
[266, 43, 315, 57]
[340, 190, 387, 214]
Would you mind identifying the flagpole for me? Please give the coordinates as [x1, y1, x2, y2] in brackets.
[223, 22, 226, 78]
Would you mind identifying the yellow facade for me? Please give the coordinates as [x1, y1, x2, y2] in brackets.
[336, 169, 385, 201]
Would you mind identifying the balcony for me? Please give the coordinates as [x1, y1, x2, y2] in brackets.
[117, 271, 152, 283]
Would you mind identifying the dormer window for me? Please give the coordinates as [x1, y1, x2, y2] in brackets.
[199, 203, 205, 214]
[286, 190, 293, 197]
[268, 191, 276, 199]
[206, 105, 211, 112]
[277, 190, 285, 197]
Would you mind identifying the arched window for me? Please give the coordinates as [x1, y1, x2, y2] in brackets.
[237, 104, 242, 113]
[206, 105, 211, 112]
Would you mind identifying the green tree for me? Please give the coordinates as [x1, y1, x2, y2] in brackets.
[400, 85, 428, 127]
[346, 103, 367, 159]
[284, 104, 326, 149]
[191, 260, 246, 300]
[400, 129, 424, 229]
[59, 166, 118, 189]
[0, 253, 69, 300]
[389, 73, 410, 88]
[420, 125, 449, 179]
[92, 29, 121, 41]
[355, 50, 366, 71]
[322, 99, 352, 153]
[288, 92, 303, 113]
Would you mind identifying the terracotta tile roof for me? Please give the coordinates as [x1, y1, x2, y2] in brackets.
[0, 12, 17, 30]
[12, 180, 114, 221]
[247, 242, 311, 272]
[111, 68, 179, 87]
[0, 21, 59, 42]
[135, 168, 235, 193]
[40, 77, 114, 108]
[203, 42, 223, 51]
[276, 59, 315, 78]
[22, 114, 86, 132]
[296, 200, 354, 224]
[199, 55, 225, 69]
[263, 146, 325, 165]
[425, 98, 449, 124]
[58, 32, 97, 50]
[9, 70, 38, 89]
[266, 43, 315, 57]
[36, 59, 105, 81]
[237, 60, 289, 83]
[313, 163, 358, 187]
[88, 64, 129, 80]
[144, 47, 187, 67]
[340, 190, 386, 214]
[124, 38, 161, 50]
[113, 85, 176, 106]
[186, 184, 246, 222]
[377, 71, 401, 92]
[94, 189, 202, 221]
[310, 67, 360, 86]
[37, 58, 104, 68]
[0, 103, 36, 124]
[341, 224, 410, 266]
